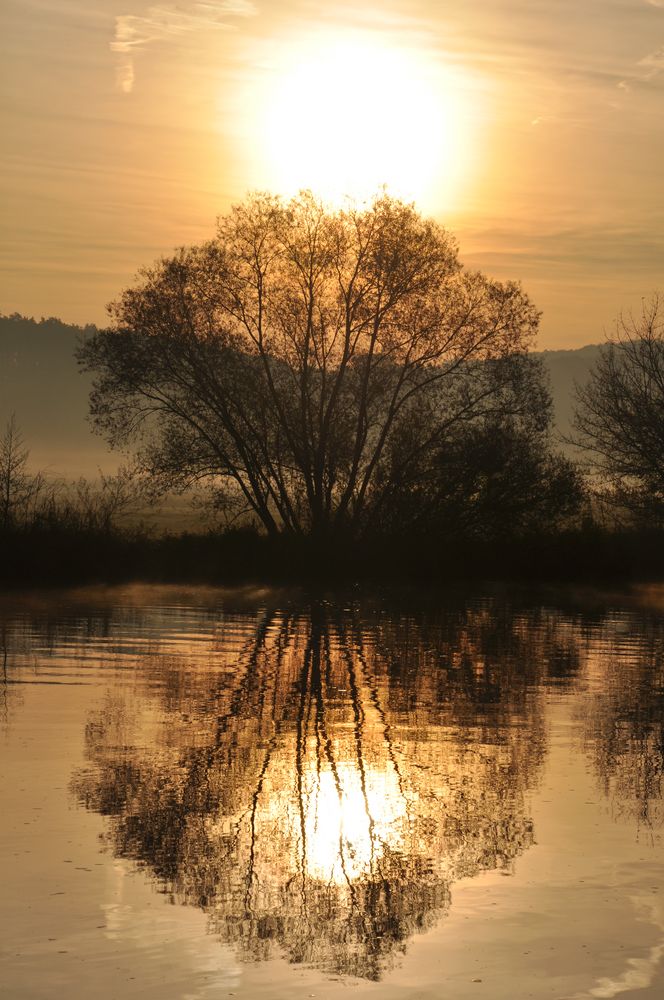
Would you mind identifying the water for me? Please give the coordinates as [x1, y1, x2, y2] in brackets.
[0, 583, 662, 999]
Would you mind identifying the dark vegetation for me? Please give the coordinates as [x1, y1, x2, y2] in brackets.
[2, 399, 664, 588]
[2, 194, 664, 586]
[7, 517, 664, 587]
[572, 295, 664, 522]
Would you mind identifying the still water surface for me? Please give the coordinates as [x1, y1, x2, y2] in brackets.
[1, 584, 663, 999]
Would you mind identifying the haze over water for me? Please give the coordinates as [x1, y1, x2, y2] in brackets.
[1, 584, 663, 999]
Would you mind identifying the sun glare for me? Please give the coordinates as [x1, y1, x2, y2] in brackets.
[249, 31, 473, 211]
[302, 762, 407, 885]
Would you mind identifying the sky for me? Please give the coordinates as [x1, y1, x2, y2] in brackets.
[1, 0, 663, 349]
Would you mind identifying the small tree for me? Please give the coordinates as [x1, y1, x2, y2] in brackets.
[572, 295, 664, 521]
[80, 192, 542, 538]
[72, 467, 145, 533]
[0, 415, 46, 530]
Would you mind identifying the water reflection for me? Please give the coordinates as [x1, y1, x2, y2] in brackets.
[579, 614, 664, 832]
[70, 599, 553, 979]
[1, 587, 662, 980]
[1, 625, 9, 724]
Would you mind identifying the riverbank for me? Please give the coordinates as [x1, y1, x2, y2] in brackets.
[3, 523, 664, 587]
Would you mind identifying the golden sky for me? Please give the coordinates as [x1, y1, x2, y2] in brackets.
[1, 0, 663, 348]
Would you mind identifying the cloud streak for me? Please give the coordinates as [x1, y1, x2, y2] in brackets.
[619, 34, 664, 92]
[111, 1, 257, 93]
[639, 44, 664, 78]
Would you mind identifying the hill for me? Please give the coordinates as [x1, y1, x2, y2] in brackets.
[0, 313, 107, 477]
[0, 313, 602, 478]
[537, 344, 602, 443]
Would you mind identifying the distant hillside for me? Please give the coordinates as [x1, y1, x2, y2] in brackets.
[1, 313, 603, 478]
[534, 344, 603, 445]
[0, 313, 110, 476]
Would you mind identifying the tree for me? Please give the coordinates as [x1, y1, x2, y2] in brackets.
[572, 295, 664, 520]
[369, 348, 584, 537]
[0, 414, 46, 530]
[0, 415, 143, 535]
[80, 192, 543, 538]
[379, 405, 584, 538]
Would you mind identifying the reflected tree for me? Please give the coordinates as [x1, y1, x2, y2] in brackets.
[73, 599, 552, 979]
[5, 587, 660, 976]
[580, 613, 664, 831]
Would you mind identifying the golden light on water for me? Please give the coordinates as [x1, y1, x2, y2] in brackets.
[247, 30, 474, 210]
[301, 762, 407, 884]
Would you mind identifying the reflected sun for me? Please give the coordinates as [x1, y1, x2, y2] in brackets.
[251, 30, 473, 210]
[303, 762, 407, 884]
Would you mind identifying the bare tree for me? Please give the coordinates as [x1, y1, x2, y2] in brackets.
[0, 415, 145, 535]
[72, 466, 146, 533]
[0, 414, 47, 530]
[572, 295, 664, 520]
[79, 192, 541, 538]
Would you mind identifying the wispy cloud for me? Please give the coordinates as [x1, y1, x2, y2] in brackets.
[111, 1, 257, 94]
[638, 44, 664, 78]
[618, 41, 664, 92]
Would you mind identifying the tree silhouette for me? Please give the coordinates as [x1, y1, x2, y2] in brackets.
[573, 294, 664, 520]
[79, 192, 543, 538]
[377, 412, 583, 537]
[0, 414, 46, 529]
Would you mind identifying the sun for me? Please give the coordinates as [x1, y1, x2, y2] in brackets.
[247, 29, 473, 211]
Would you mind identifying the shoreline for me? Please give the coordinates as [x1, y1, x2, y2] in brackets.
[4, 525, 664, 589]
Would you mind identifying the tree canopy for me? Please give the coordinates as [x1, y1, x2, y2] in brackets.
[80, 191, 567, 538]
[573, 295, 664, 521]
